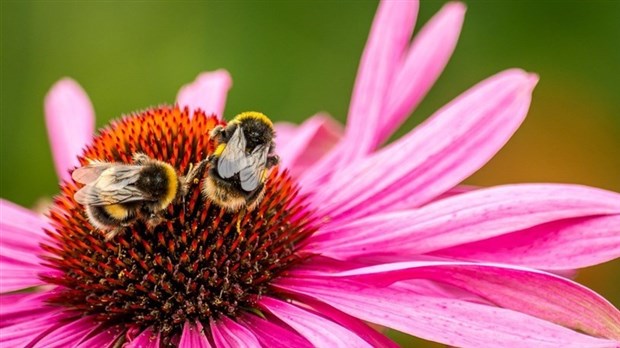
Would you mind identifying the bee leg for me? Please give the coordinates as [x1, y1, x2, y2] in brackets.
[236, 208, 246, 235]
[104, 228, 122, 242]
[178, 160, 207, 215]
[103, 220, 135, 241]
[209, 125, 225, 140]
[180, 159, 208, 195]
[245, 185, 265, 212]
[266, 154, 280, 168]
[145, 212, 165, 231]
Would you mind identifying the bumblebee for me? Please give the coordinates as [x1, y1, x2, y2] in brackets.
[203, 111, 279, 212]
[72, 153, 194, 240]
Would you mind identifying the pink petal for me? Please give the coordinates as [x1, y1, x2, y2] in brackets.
[0, 200, 51, 292]
[179, 320, 212, 348]
[273, 123, 297, 146]
[239, 314, 313, 348]
[44, 78, 95, 182]
[0, 199, 49, 242]
[32, 316, 99, 348]
[297, 142, 346, 194]
[433, 214, 620, 270]
[306, 184, 620, 264]
[0, 266, 47, 293]
[298, 1, 458, 188]
[0, 311, 66, 347]
[275, 114, 343, 178]
[259, 296, 373, 348]
[337, 0, 418, 162]
[210, 316, 260, 348]
[395, 279, 490, 304]
[378, 2, 466, 147]
[125, 327, 160, 348]
[76, 325, 123, 348]
[176, 70, 232, 118]
[276, 277, 619, 347]
[430, 184, 478, 202]
[313, 69, 538, 220]
[297, 295, 398, 348]
[320, 261, 620, 340]
[0, 291, 55, 328]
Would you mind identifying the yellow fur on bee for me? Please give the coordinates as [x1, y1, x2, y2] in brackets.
[104, 204, 128, 219]
[160, 162, 179, 209]
[231, 112, 273, 128]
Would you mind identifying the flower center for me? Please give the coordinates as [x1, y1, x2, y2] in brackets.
[39, 106, 316, 338]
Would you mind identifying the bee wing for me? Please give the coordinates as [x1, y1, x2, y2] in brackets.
[74, 165, 148, 206]
[72, 161, 116, 184]
[239, 145, 269, 192]
[217, 126, 248, 179]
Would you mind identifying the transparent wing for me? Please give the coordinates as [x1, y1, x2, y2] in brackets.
[72, 161, 115, 184]
[217, 126, 247, 179]
[239, 145, 268, 192]
[74, 165, 148, 206]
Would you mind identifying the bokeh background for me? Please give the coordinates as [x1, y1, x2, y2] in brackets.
[1, 1, 619, 346]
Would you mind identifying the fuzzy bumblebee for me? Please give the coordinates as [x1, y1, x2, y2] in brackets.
[72, 153, 195, 240]
[203, 112, 280, 212]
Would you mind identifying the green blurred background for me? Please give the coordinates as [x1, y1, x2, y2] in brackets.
[1, 1, 619, 346]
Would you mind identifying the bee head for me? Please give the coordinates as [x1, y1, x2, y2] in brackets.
[233, 112, 275, 150]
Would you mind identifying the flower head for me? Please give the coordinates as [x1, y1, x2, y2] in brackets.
[2, 1, 620, 347]
[40, 107, 315, 342]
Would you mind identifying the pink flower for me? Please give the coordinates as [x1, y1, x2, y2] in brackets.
[2, 1, 620, 347]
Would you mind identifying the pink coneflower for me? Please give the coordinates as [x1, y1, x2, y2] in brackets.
[2, 1, 620, 347]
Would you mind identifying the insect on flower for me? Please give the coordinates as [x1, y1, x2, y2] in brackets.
[2, 1, 620, 347]
[72, 152, 199, 240]
[203, 111, 280, 213]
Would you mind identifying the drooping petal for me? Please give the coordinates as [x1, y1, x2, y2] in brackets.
[259, 297, 373, 348]
[176, 70, 232, 119]
[210, 316, 260, 348]
[335, 0, 418, 162]
[297, 295, 399, 348]
[44, 78, 95, 182]
[276, 277, 618, 348]
[0, 199, 49, 242]
[306, 184, 620, 263]
[239, 314, 313, 348]
[125, 327, 160, 348]
[275, 114, 343, 177]
[179, 320, 212, 348]
[0, 199, 51, 292]
[318, 261, 620, 340]
[378, 2, 466, 146]
[433, 214, 620, 269]
[313, 69, 538, 220]
[31, 316, 99, 348]
[76, 325, 123, 348]
[0, 311, 67, 347]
